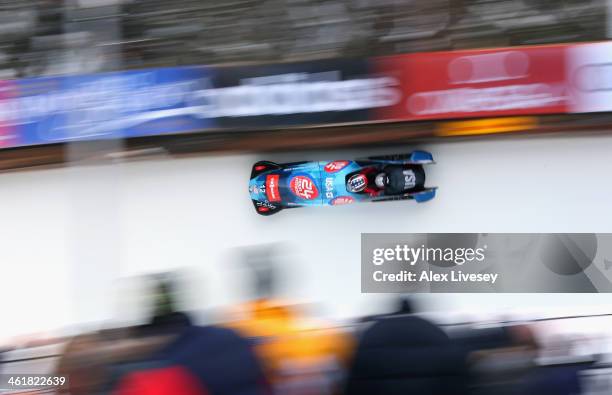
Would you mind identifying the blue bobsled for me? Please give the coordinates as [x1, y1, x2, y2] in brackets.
[249, 151, 436, 216]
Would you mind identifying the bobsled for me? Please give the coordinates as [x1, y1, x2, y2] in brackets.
[249, 151, 436, 216]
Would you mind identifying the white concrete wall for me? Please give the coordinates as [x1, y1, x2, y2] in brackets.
[2, 134, 612, 342]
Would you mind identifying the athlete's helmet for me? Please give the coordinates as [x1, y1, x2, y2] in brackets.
[374, 173, 387, 189]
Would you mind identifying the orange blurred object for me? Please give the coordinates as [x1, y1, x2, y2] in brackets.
[227, 299, 354, 395]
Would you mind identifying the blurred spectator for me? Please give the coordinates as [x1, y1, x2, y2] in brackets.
[226, 245, 354, 395]
[228, 300, 353, 395]
[516, 326, 589, 395]
[55, 272, 271, 395]
[468, 324, 539, 395]
[344, 297, 469, 395]
[467, 323, 590, 395]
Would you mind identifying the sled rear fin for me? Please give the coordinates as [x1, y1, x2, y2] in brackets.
[361, 151, 435, 165]
[371, 187, 437, 203]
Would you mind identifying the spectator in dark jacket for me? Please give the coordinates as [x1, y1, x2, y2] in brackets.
[345, 298, 469, 395]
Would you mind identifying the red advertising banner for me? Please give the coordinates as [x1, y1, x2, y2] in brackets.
[373, 45, 568, 121]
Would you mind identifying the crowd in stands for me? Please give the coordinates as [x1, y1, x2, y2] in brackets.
[0, 0, 606, 78]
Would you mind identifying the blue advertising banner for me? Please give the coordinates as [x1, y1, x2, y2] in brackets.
[0, 66, 216, 148]
[0, 58, 397, 149]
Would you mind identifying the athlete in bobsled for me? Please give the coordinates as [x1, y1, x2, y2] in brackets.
[249, 151, 435, 216]
[346, 165, 425, 197]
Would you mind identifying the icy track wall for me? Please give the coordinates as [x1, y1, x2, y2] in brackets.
[2, 134, 612, 341]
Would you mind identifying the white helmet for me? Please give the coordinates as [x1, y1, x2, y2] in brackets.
[375, 173, 387, 189]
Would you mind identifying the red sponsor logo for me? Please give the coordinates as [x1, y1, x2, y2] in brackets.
[373, 45, 568, 121]
[331, 196, 355, 206]
[266, 175, 281, 202]
[324, 161, 349, 173]
[258, 206, 270, 213]
[289, 175, 319, 200]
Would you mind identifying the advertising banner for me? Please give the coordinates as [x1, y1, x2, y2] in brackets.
[1, 43, 612, 151]
[567, 42, 612, 114]
[211, 58, 400, 129]
[372, 46, 568, 121]
[362, 233, 612, 293]
[0, 66, 215, 148]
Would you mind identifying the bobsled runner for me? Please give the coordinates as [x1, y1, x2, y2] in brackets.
[249, 151, 436, 216]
